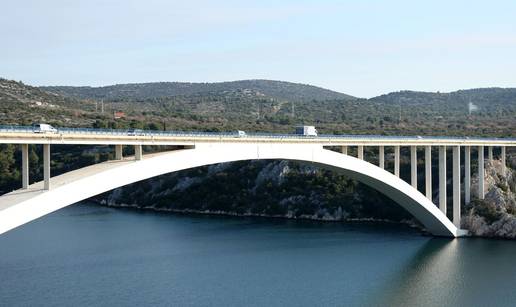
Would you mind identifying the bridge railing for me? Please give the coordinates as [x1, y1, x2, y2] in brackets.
[0, 125, 514, 142]
[0, 125, 34, 133]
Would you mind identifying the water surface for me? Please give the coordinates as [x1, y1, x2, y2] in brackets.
[1, 203, 515, 306]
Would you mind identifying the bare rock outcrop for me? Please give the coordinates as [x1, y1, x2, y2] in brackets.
[463, 160, 516, 238]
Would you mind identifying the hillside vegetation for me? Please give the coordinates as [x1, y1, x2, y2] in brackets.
[42, 79, 355, 101]
[0, 78, 94, 126]
[39, 80, 516, 137]
[2, 78, 515, 137]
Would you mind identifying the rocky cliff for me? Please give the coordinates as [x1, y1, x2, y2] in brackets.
[463, 160, 516, 238]
[98, 160, 413, 224]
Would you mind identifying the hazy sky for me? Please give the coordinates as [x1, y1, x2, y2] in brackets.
[2, 0, 516, 97]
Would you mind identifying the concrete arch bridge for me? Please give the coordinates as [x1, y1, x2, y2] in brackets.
[0, 127, 514, 237]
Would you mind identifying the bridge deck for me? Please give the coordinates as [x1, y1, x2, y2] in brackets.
[0, 128, 515, 146]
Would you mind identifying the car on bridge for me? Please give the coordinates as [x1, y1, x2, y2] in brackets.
[127, 128, 145, 136]
[32, 124, 58, 134]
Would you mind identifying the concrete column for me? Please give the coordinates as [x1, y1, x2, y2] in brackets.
[501, 146, 506, 175]
[464, 146, 471, 205]
[357, 146, 364, 160]
[452, 146, 461, 228]
[411, 146, 417, 189]
[341, 145, 348, 155]
[478, 146, 485, 199]
[394, 146, 400, 177]
[43, 144, 50, 190]
[135, 145, 143, 160]
[22, 144, 29, 189]
[425, 146, 432, 200]
[488, 146, 493, 162]
[379, 146, 385, 169]
[439, 146, 447, 214]
[115, 144, 123, 160]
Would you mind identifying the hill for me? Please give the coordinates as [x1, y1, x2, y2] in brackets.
[0, 78, 93, 126]
[371, 88, 516, 111]
[41, 79, 355, 102]
[1, 77, 515, 136]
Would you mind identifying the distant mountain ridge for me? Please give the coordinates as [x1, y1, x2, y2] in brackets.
[41, 79, 356, 102]
[371, 88, 516, 107]
[41, 80, 516, 108]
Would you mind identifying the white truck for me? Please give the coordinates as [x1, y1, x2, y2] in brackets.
[295, 125, 318, 136]
[32, 124, 58, 134]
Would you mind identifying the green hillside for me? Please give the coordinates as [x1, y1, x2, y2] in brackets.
[41, 79, 355, 101]
[1, 77, 515, 137]
[0, 78, 94, 126]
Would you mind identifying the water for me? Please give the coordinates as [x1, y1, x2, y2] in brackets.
[1, 203, 516, 307]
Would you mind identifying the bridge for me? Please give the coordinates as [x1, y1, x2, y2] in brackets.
[0, 126, 514, 237]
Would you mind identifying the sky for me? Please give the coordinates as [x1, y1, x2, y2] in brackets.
[1, 0, 516, 98]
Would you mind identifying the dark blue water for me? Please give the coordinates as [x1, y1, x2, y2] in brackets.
[1, 203, 516, 307]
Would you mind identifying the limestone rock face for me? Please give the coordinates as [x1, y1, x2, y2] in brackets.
[254, 161, 291, 188]
[463, 160, 516, 239]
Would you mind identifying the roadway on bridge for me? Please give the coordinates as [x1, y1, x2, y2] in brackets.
[1, 125, 515, 146]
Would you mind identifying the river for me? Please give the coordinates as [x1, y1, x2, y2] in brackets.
[1, 202, 516, 306]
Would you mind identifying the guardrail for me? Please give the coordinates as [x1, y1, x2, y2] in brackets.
[0, 125, 34, 133]
[0, 125, 515, 142]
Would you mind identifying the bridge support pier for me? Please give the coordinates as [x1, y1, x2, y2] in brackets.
[411, 146, 417, 189]
[341, 146, 347, 155]
[357, 146, 364, 160]
[501, 146, 506, 175]
[478, 146, 485, 199]
[488, 146, 493, 162]
[453, 146, 461, 227]
[135, 145, 143, 160]
[43, 144, 50, 190]
[115, 144, 123, 160]
[425, 146, 431, 200]
[439, 146, 447, 214]
[394, 146, 400, 177]
[379, 146, 384, 169]
[464, 146, 471, 205]
[21, 144, 29, 189]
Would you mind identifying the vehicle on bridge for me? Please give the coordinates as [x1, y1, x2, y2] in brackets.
[32, 124, 58, 134]
[236, 130, 246, 137]
[295, 125, 318, 136]
[127, 128, 145, 136]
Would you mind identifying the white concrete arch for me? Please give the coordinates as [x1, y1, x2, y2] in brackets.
[0, 143, 461, 237]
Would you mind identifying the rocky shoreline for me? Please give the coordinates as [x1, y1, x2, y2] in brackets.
[99, 199, 420, 227]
